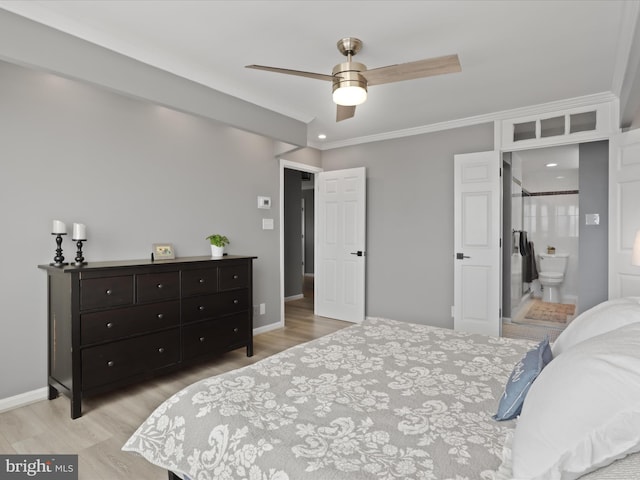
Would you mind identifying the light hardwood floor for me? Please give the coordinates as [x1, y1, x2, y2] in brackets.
[0, 296, 350, 479]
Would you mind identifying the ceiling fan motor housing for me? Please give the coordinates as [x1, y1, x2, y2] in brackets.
[332, 61, 368, 106]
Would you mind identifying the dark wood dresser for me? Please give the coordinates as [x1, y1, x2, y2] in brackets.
[38, 255, 256, 418]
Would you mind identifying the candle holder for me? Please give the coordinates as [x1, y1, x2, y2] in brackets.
[50, 233, 68, 267]
[73, 239, 87, 266]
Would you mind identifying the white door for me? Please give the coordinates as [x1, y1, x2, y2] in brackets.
[609, 129, 640, 298]
[315, 167, 366, 322]
[454, 151, 501, 336]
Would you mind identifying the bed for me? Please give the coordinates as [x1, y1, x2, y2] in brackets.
[123, 298, 640, 480]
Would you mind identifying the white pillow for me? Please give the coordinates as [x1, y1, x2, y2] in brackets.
[552, 297, 640, 356]
[511, 322, 640, 480]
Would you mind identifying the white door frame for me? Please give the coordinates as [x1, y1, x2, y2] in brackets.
[279, 159, 323, 328]
[457, 119, 615, 335]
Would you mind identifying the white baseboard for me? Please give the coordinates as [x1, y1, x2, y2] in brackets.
[0, 387, 48, 414]
[285, 294, 304, 302]
[253, 320, 284, 335]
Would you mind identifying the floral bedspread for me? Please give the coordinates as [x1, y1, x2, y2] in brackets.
[123, 318, 531, 480]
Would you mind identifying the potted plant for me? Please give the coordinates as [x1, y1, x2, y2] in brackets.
[206, 234, 229, 257]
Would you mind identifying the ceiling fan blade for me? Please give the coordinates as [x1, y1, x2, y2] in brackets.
[336, 104, 356, 122]
[245, 65, 334, 81]
[362, 54, 461, 86]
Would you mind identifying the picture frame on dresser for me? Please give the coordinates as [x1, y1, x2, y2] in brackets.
[152, 243, 175, 259]
[38, 255, 256, 419]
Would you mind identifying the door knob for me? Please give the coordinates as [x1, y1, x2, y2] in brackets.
[350, 251, 364, 256]
[456, 253, 470, 260]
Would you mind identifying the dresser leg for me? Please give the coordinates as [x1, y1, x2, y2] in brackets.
[246, 341, 253, 357]
[48, 384, 59, 400]
[71, 392, 82, 419]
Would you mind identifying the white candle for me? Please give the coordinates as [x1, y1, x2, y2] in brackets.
[52, 220, 66, 234]
[72, 223, 86, 240]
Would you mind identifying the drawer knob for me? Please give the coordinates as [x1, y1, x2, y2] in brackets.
[198, 306, 205, 311]
[107, 361, 114, 367]
[158, 347, 165, 354]
[157, 313, 164, 319]
[106, 322, 114, 329]
[233, 327, 239, 333]
[233, 274, 239, 280]
[199, 278, 205, 284]
[199, 336, 205, 342]
[157, 284, 164, 289]
[233, 299, 239, 304]
[106, 289, 112, 296]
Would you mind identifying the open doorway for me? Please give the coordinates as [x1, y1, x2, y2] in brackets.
[279, 160, 322, 327]
[284, 168, 315, 306]
[502, 141, 608, 339]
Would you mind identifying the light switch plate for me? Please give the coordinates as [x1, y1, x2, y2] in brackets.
[262, 218, 274, 230]
[585, 213, 600, 225]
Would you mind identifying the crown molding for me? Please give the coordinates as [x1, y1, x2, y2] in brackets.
[309, 92, 618, 151]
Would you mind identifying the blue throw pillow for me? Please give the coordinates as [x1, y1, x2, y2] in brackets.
[493, 336, 553, 421]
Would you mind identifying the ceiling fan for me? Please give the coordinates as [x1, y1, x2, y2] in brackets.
[246, 37, 461, 122]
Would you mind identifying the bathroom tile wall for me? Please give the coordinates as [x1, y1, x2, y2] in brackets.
[524, 193, 579, 302]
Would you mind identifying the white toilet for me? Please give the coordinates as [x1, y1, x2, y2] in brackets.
[538, 253, 569, 303]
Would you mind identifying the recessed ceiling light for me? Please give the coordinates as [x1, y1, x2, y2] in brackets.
[556, 175, 565, 179]
[317, 134, 327, 140]
[546, 162, 558, 167]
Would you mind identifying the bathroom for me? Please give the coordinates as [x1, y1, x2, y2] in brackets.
[502, 141, 609, 330]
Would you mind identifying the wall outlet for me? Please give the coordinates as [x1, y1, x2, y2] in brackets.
[259, 303, 266, 315]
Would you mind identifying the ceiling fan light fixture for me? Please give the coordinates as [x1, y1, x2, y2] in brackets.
[332, 63, 367, 106]
[333, 85, 367, 106]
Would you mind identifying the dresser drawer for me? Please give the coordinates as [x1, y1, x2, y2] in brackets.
[137, 271, 179, 303]
[181, 268, 218, 297]
[82, 328, 180, 390]
[182, 313, 249, 361]
[80, 275, 134, 310]
[81, 300, 179, 346]
[219, 264, 250, 291]
[181, 289, 249, 324]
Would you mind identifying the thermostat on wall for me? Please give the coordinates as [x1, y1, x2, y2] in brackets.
[258, 196, 271, 209]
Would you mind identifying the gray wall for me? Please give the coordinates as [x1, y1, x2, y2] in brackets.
[281, 148, 322, 168]
[578, 141, 609, 312]
[320, 124, 494, 328]
[284, 169, 303, 297]
[0, 60, 282, 400]
[0, 10, 307, 146]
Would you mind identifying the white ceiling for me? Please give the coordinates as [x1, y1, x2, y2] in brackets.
[0, 1, 637, 148]
[517, 145, 580, 192]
